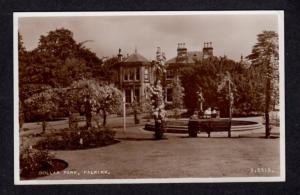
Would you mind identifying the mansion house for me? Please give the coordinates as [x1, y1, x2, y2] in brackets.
[111, 43, 214, 105]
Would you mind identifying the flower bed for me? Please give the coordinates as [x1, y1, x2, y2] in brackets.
[34, 127, 119, 150]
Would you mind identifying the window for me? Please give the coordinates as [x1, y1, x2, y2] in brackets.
[135, 68, 140, 80]
[167, 88, 173, 102]
[124, 68, 140, 81]
[167, 70, 174, 79]
[124, 69, 128, 81]
[166, 69, 174, 79]
[125, 89, 131, 103]
[129, 69, 134, 80]
[134, 89, 140, 102]
[144, 68, 149, 82]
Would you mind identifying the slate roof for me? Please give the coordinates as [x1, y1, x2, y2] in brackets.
[123, 52, 150, 63]
[166, 51, 203, 64]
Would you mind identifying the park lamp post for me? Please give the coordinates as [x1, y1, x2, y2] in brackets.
[217, 71, 234, 137]
[225, 71, 233, 138]
[122, 92, 126, 134]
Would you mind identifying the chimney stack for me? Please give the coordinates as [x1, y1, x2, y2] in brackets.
[117, 48, 123, 62]
[177, 42, 187, 60]
[202, 41, 213, 59]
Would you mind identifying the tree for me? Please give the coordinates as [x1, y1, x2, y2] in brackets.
[171, 79, 184, 118]
[93, 57, 119, 83]
[247, 31, 279, 138]
[181, 56, 263, 117]
[37, 28, 79, 61]
[66, 79, 122, 128]
[18, 32, 26, 55]
[24, 88, 59, 133]
[20, 28, 103, 89]
[35, 28, 98, 87]
[19, 29, 113, 122]
[131, 97, 142, 124]
[18, 32, 26, 127]
[181, 58, 220, 114]
[181, 66, 199, 114]
[140, 95, 153, 121]
[95, 84, 123, 127]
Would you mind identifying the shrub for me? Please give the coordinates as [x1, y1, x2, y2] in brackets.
[20, 147, 54, 178]
[35, 127, 117, 150]
[173, 108, 181, 119]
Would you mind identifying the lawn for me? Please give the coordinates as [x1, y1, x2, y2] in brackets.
[20, 115, 280, 180]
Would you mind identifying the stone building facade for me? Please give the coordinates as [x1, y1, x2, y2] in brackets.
[164, 42, 214, 103]
[112, 49, 155, 104]
[112, 42, 214, 105]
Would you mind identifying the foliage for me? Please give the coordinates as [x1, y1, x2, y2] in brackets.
[66, 79, 123, 127]
[24, 88, 59, 132]
[170, 79, 184, 118]
[247, 31, 279, 108]
[19, 101, 25, 128]
[18, 29, 126, 124]
[145, 48, 167, 139]
[140, 95, 152, 116]
[18, 29, 110, 106]
[32, 28, 102, 87]
[246, 31, 279, 138]
[146, 81, 167, 123]
[95, 57, 119, 83]
[37, 28, 78, 60]
[18, 32, 26, 54]
[19, 30, 96, 123]
[20, 147, 54, 178]
[131, 97, 142, 124]
[181, 56, 264, 117]
[18, 32, 28, 125]
[171, 79, 185, 109]
[35, 127, 117, 150]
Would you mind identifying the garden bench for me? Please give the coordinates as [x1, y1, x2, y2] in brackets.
[188, 119, 231, 137]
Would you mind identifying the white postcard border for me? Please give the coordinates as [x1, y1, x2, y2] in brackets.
[13, 11, 285, 185]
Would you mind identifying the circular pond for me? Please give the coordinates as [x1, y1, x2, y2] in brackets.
[144, 119, 261, 134]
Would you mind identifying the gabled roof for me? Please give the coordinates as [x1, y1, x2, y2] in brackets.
[166, 51, 203, 64]
[123, 52, 150, 63]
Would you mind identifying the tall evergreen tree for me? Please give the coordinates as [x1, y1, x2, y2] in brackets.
[247, 31, 279, 138]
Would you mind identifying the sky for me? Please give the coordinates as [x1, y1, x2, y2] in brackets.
[18, 13, 279, 61]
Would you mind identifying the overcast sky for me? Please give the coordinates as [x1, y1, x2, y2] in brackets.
[19, 13, 278, 61]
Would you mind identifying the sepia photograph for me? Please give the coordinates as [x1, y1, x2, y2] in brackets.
[14, 11, 285, 184]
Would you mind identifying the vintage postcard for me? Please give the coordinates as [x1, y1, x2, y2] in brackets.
[14, 11, 285, 184]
